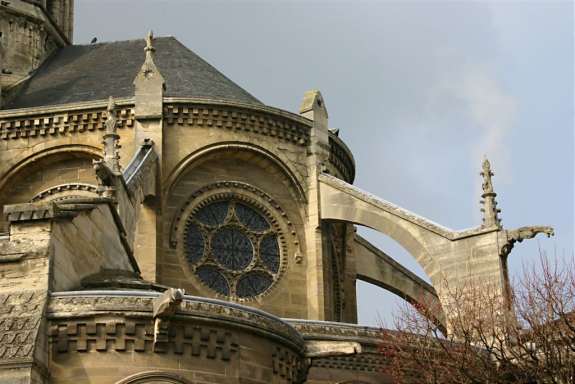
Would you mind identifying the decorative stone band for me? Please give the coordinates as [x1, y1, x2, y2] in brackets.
[328, 134, 355, 183]
[286, 319, 386, 374]
[49, 316, 239, 360]
[3, 202, 76, 222]
[286, 319, 382, 344]
[30, 183, 99, 202]
[48, 291, 305, 353]
[0, 105, 135, 140]
[163, 103, 310, 146]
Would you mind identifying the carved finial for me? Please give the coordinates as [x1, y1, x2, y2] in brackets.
[145, 30, 155, 53]
[103, 96, 121, 173]
[480, 157, 501, 228]
[141, 30, 158, 78]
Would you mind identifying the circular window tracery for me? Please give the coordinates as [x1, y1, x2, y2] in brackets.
[183, 198, 282, 299]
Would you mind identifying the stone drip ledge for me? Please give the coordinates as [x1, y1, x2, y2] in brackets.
[285, 318, 384, 345]
[47, 291, 305, 351]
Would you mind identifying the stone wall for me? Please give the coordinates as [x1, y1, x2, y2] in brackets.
[47, 293, 306, 384]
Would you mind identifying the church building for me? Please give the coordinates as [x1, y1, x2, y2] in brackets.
[0, 1, 553, 383]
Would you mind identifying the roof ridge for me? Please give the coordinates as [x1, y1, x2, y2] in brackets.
[72, 35, 178, 48]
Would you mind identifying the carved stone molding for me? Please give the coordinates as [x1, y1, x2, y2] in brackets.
[163, 103, 310, 146]
[30, 183, 99, 202]
[49, 317, 238, 360]
[48, 293, 305, 352]
[272, 346, 307, 384]
[0, 107, 135, 140]
[312, 353, 385, 373]
[328, 135, 355, 183]
[115, 371, 193, 384]
[0, 290, 46, 364]
[287, 320, 382, 343]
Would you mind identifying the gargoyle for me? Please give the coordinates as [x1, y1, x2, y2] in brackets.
[153, 287, 185, 318]
[501, 226, 554, 257]
[152, 288, 185, 349]
[508, 226, 554, 243]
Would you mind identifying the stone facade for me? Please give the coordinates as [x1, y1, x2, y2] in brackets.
[0, 2, 554, 383]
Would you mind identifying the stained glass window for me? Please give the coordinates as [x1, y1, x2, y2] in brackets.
[184, 223, 204, 263]
[195, 201, 229, 226]
[212, 227, 253, 270]
[236, 271, 274, 298]
[260, 234, 280, 273]
[184, 198, 281, 298]
[196, 265, 230, 296]
[235, 203, 270, 232]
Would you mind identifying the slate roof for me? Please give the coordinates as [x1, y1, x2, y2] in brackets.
[7, 37, 262, 109]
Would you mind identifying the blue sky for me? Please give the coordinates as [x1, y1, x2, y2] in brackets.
[75, 0, 574, 326]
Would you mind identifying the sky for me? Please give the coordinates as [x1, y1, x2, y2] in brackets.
[74, 0, 574, 327]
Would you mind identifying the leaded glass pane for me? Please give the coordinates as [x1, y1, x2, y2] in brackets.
[236, 271, 273, 298]
[235, 203, 269, 232]
[195, 201, 229, 226]
[212, 227, 253, 270]
[184, 222, 204, 264]
[260, 234, 280, 273]
[195, 265, 229, 295]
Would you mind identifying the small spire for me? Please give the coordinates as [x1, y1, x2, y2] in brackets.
[103, 96, 121, 173]
[133, 30, 165, 118]
[480, 157, 501, 228]
[141, 30, 158, 78]
[145, 30, 155, 53]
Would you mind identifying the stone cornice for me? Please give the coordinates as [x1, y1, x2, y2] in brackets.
[286, 319, 383, 345]
[0, 98, 135, 118]
[163, 102, 310, 147]
[164, 97, 313, 127]
[48, 291, 305, 352]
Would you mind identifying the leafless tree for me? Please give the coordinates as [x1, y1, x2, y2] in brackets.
[381, 251, 575, 383]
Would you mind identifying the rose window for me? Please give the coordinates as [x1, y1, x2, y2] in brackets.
[183, 199, 281, 298]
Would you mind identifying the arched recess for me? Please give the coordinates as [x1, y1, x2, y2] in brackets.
[115, 371, 192, 384]
[164, 141, 306, 204]
[0, 145, 102, 233]
[159, 142, 308, 318]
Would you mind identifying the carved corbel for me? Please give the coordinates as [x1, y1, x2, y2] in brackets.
[500, 226, 554, 257]
[152, 288, 185, 350]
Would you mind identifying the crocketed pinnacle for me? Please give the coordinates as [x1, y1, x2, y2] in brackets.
[480, 157, 501, 228]
[141, 30, 159, 78]
[103, 96, 121, 173]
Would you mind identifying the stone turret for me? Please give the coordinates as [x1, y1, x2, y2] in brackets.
[0, 0, 73, 106]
